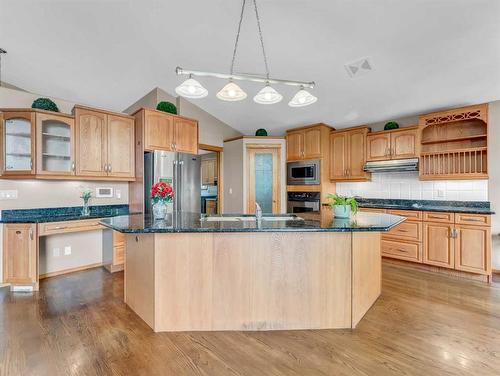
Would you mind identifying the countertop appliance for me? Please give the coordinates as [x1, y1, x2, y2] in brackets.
[287, 160, 320, 185]
[144, 150, 201, 216]
[287, 191, 321, 215]
[363, 158, 419, 173]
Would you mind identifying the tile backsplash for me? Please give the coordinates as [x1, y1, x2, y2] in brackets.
[336, 172, 488, 201]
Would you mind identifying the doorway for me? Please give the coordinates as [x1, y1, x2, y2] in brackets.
[246, 145, 281, 214]
[199, 144, 222, 215]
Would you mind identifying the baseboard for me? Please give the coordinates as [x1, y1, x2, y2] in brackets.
[0, 283, 10, 289]
[493, 269, 500, 275]
[39, 262, 103, 280]
[104, 263, 124, 273]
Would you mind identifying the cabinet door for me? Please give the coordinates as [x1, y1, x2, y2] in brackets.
[329, 132, 347, 180]
[2, 111, 36, 175]
[107, 115, 135, 179]
[201, 159, 210, 185]
[303, 128, 322, 159]
[144, 111, 174, 151]
[454, 225, 491, 275]
[366, 134, 391, 161]
[3, 224, 37, 284]
[75, 109, 107, 176]
[391, 129, 418, 159]
[174, 117, 198, 154]
[347, 130, 368, 179]
[36, 113, 75, 176]
[423, 222, 454, 268]
[286, 131, 304, 160]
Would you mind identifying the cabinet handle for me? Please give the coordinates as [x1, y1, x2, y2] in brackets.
[461, 218, 482, 222]
[396, 248, 408, 253]
[16, 230, 21, 235]
[30, 159, 33, 169]
[108, 164, 112, 172]
[104, 164, 108, 172]
[427, 215, 445, 219]
[135, 236, 139, 242]
[29, 228, 33, 240]
[71, 162, 75, 171]
[397, 229, 409, 233]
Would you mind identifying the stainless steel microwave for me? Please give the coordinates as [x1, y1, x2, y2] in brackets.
[287, 160, 320, 185]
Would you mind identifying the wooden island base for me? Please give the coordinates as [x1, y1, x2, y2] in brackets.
[125, 231, 381, 332]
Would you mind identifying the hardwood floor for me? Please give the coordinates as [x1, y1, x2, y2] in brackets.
[1, 264, 499, 376]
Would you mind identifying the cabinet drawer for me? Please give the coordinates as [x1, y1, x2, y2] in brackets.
[382, 239, 422, 262]
[382, 221, 422, 242]
[455, 213, 491, 226]
[359, 207, 387, 213]
[114, 244, 125, 265]
[113, 230, 125, 247]
[423, 211, 454, 223]
[38, 218, 104, 236]
[387, 209, 422, 220]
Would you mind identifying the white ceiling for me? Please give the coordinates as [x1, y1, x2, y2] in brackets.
[1, 0, 499, 135]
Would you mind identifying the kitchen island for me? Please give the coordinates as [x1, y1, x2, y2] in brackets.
[100, 212, 404, 332]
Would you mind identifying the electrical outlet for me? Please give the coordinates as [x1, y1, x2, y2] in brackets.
[64, 246, 72, 256]
[229, 188, 233, 195]
[53, 248, 60, 257]
[437, 189, 445, 198]
[0, 190, 18, 200]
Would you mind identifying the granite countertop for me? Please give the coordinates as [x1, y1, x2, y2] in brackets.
[0, 204, 130, 223]
[322, 199, 494, 214]
[99, 212, 405, 234]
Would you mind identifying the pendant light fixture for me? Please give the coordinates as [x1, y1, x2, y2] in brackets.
[0, 48, 7, 87]
[175, 0, 316, 106]
[175, 75, 208, 98]
[288, 86, 318, 107]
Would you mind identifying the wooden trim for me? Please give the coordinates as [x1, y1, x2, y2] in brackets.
[72, 105, 134, 119]
[286, 123, 335, 133]
[131, 107, 198, 123]
[39, 262, 103, 280]
[493, 269, 500, 275]
[0, 108, 74, 118]
[224, 135, 285, 143]
[367, 125, 419, 136]
[199, 143, 223, 152]
[38, 218, 104, 236]
[330, 125, 371, 134]
[104, 263, 124, 273]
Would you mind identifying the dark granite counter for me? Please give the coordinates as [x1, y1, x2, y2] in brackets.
[0, 204, 130, 223]
[322, 199, 494, 214]
[99, 212, 405, 233]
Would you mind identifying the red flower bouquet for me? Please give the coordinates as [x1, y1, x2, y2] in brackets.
[151, 182, 174, 204]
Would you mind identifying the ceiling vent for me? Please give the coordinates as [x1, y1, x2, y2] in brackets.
[345, 57, 373, 78]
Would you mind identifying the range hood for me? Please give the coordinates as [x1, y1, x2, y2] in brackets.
[364, 158, 419, 173]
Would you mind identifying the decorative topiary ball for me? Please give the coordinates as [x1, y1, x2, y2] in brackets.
[255, 128, 268, 136]
[384, 121, 399, 130]
[156, 101, 177, 115]
[31, 98, 59, 112]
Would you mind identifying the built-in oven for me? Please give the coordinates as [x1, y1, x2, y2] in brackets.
[287, 160, 320, 185]
[287, 192, 321, 215]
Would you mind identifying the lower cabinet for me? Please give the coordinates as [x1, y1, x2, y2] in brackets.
[455, 225, 491, 275]
[104, 230, 125, 273]
[423, 222, 455, 269]
[381, 239, 422, 263]
[3, 223, 37, 285]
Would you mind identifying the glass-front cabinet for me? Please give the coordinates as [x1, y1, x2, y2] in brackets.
[36, 113, 75, 176]
[2, 111, 36, 175]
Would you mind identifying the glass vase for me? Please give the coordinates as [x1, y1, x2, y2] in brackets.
[82, 201, 90, 216]
[152, 200, 168, 220]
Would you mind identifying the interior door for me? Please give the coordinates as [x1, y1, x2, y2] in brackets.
[423, 222, 454, 268]
[286, 131, 304, 161]
[247, 146, 281, 214]
[174, 118, 198, 154]
[36, 113, 75, 176]
[303, 128, 321, 159]
[391, 129, 418, 159]
[75, 108, 107, 176]
[348, 130, 368, 179]
[107, 115, 135, 179]
[329, 132, 347, 180]
[366, 133, 391, 161]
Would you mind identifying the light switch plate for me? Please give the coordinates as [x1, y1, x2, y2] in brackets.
[64, 246, 71, 256]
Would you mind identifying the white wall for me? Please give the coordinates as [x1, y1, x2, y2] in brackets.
[488, 100, 500, 270]
[337, 172, 488, 201]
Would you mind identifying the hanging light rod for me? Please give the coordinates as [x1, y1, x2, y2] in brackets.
[176, 67, 315, 89]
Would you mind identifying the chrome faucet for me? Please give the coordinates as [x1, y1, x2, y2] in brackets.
[255, 202, 262, 219]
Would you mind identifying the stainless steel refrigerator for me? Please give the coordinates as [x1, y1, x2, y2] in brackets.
[144, 150, 201, 216]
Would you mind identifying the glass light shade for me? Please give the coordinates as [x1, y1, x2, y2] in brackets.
[175, 78, 208, 98]
[253, 85, 282, 104]
[288, 89, 317, 107]
[216, 82, 247, 101]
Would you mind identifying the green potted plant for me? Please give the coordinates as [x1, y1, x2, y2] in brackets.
[31, 98, 60, 112]
[80, 189, 92, 216]
[156, 101, 177, 115]
[327, 194, 358, 219]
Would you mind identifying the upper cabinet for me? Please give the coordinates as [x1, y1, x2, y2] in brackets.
[74, 107, 135, 180]
[419, 103, 488, 180]
[1, 110, 36, 176]
[366, 127, 419, 162]
[286, 124, 332, 161]
[138, 108, 198, 154]
[329, 126, 370, 181]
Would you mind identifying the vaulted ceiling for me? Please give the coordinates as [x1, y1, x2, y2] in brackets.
[1, 0, 499, 134]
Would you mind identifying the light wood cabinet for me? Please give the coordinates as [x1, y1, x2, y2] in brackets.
[3, 223, 37, 285]
[75, 107, 135, 180]
[454, 225, 491, 275]
[201, 157, 217, 185]
[36, 112, 76, 177]
[329, 127, 370, 181]
[286, 125, 324, 161]
[141, 109, 198, 154]
[423, 222, 455, 268]
[366, 127, 418, 162]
